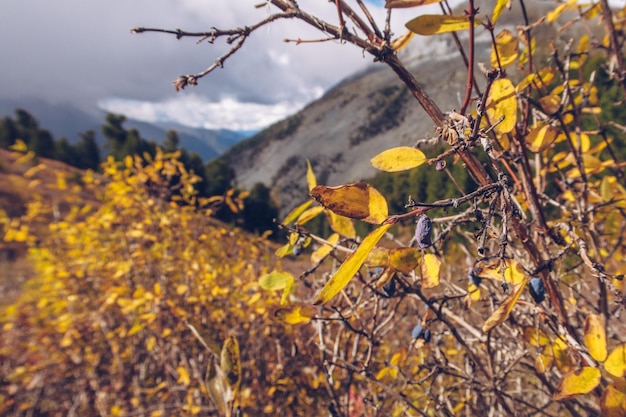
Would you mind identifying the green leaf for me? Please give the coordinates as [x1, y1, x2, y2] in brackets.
[314, 223, 392, 305]
[370, 146, 426, 172]
[406, 14, 482, 36]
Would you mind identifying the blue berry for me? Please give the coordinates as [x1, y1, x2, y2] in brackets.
[415, 215, 433, 249]
[529, 277, 546, 303]
[423, 329, 431, 343]
[411, 324, 424, 339]
[468, 270, 481, 287]
[382, 278, 396, 297]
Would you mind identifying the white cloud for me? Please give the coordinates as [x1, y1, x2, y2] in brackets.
[98, 93, 316, 131]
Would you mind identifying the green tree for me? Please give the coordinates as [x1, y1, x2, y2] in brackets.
[204, 158, 235, 197]
[74, 130, 101, 170]
[241, 182, 279, 236]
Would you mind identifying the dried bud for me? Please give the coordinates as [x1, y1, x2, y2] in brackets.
[414, 215, 432, 249]
[529, 277, 546, 303]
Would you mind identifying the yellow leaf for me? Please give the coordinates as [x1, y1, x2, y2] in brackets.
[370, 146, 426, 172]
[386, 0, 442, 7]
[275, 305, 315, 324]
[311, 233, 340, 264]
[536, 348, 554, 374]
[486, 78, 517, 134]
[546, 0, 578, 23]
[526, 125, 559, 153]
[601, 384, 626, 417]
[9, 139, 28, 152]
[553, 337, 574, 373]
[553, 367, 601, 401]
[296, 206, 325, 226]
[421, 253, 441, 289]
[275, 242, 294, 258]
[314, 223, 392, 305]
[311, 182, 388, 224]
[492, 0, 510, 23]
[469, 281, 481, 301]
[605, 343, 626, 378]
[479, 259, 526, 285]
[306, 159, 316, 192]
[365, 247, 390, 267]
[482, 278, 528, 333]
[259, 271, 295, 291]
[539, 95, 561, 116]
[373, 267, 395, 289]
[176, 366, 191, 386]
[389, 248, 420, 274]
[327, 211, 356, 239]
[206, 362, 230, 415]
[406, 14, 482, 36]
[491, 29, 519, 69]
[523, 326, 550, 347]
[283, 200, 313, 225]
[391, 30, 414, 51]
[584, 314, 607, 362]
[221, 336, 241, 390]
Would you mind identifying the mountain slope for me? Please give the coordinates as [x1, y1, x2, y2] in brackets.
[220, 0, 560, 214]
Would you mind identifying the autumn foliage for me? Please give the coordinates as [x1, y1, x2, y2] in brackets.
[3, 0, 626, 416]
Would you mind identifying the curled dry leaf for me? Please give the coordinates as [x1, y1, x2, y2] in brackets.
[310, 182, 388, 224]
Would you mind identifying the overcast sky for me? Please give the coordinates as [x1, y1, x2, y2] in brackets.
[0, 0, 455, 131]
[3, 1, 622, 132]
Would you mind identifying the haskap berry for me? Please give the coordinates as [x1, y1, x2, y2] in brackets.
[529, 277, 546, 303]
[415, 215, 433, 249]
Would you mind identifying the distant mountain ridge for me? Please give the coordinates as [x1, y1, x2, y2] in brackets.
[220, 0, 561, 214]
[0, 98, 246, 161]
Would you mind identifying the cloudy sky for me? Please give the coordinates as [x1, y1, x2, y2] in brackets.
[0, 0, 455, 132]
[3, 1, 623, 132]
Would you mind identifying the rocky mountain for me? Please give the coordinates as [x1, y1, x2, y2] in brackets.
[0, 98, 246, 161]
[220, 0, 568, 214]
